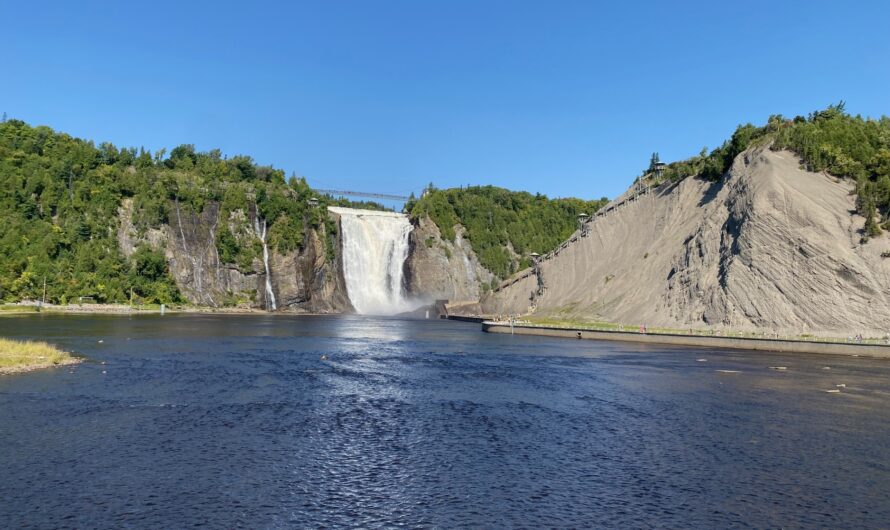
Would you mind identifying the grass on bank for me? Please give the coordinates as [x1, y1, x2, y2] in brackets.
[0, 338, 79, 374]
[0, 305, 39, 313]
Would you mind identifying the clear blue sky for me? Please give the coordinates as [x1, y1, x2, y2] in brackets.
[2, 0, 888, 202]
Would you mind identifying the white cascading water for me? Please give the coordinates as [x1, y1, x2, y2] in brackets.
[254, 217, 277, 311]
[329, 207, 416, 315]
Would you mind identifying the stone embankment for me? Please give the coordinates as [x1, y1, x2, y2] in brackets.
[482, 321, 890, 358]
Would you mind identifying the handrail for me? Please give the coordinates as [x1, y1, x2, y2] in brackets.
[490, 185, 654, 294]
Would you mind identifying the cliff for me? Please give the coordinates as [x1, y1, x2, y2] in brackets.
[403, 215, 494, 303]
[483, 147, 890, 336]
[117, 198, 493, 314]
[118, 199, 352, 312]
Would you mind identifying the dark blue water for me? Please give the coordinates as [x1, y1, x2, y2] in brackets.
[2, 314, 890, 528]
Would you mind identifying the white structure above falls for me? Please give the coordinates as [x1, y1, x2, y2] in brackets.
[329, 207, 417, 315]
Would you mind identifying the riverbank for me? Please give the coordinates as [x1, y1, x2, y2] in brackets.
[0, 338, 80, 374]
[0, 303, 274, 316]
[482, 321, 890, 358]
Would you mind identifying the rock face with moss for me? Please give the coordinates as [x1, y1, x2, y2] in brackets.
[118, 197, 351, 312]
[403, 215, 494, 302]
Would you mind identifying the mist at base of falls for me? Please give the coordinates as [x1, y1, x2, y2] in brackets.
[329, 207, 420, 315]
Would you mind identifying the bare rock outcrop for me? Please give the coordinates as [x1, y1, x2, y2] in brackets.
[117, 199, 351, 312]
[263, 227, 352, 313]
[483, 147, 890, 336]
[404, 216, 494, 303]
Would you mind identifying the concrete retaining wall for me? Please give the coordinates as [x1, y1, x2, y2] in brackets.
[446, 315, 486, 323]
[482, 322, 890, 358]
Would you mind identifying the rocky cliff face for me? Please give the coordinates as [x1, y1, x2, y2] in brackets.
[257, 223, 352, 313]
[118, 200, 493, 313]
[403, 215, 494, 303]
[118, 199, 352, 312]
[483, 147, 890, 336]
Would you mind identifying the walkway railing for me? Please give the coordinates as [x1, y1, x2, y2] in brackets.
[490, 184, 654, 294]
[484, 318, 890, 346]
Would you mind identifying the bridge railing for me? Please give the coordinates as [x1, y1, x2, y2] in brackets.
[315, 189, 411, 201]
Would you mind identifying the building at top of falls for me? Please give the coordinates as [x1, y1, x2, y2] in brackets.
[328, 207, 419, 315]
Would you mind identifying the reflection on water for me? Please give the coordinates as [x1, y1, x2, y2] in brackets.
[1, 314, 890, 528]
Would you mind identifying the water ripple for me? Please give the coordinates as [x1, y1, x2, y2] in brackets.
[1, 314, 889, 528]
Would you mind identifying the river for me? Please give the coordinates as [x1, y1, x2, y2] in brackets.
[1, 314, 889, 528]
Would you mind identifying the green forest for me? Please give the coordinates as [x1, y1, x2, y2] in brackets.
[0, 119, 376, 305]
[657, 103, 890, 236]
[407, 185, 608, 280]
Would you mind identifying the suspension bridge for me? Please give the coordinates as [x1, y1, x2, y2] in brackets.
[314, 189, 414, 201]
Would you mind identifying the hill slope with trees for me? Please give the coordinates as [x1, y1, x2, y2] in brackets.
[656, 103, 890, 237]
[407, 185, 608, 280]
[0, 118, 377, 305]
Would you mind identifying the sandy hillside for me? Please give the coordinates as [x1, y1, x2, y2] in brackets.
[482, 147, 890, 336]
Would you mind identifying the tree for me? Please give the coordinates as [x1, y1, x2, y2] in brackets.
[408, 185, 609, 278]
[132, 246, 167, 280]
[865, 198, 881, 237]
[167, 144, 197, 169]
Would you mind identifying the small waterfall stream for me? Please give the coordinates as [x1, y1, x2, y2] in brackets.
[329, 207, 416, 315]
[254, 217, 277, 311]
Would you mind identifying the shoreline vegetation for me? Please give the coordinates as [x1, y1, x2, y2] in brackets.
[0, 302, 274, 315]
[0, 337, 80, 374]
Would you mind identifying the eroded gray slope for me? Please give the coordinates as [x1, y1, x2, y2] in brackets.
[483, 147, 890, 336]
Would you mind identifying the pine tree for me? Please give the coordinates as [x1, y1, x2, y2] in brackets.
[649, 152, 660, 172]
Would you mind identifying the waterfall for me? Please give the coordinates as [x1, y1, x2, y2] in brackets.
[254, 217, 277, 311]
[329, 207, 416, 315]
